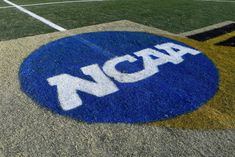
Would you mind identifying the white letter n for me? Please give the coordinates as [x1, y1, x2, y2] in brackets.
[47, 64, 119, 111]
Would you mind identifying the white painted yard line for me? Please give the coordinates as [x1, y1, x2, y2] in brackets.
[195, 0, 235, 3]
[0, 0, 106, 9]
[3, 0, 66, 31]
[0, 6, 12, 9]
[180, 21, 234, 36]
[21, 0, 106, 7]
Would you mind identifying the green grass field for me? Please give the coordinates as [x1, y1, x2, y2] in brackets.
[0, 0, 235, 41]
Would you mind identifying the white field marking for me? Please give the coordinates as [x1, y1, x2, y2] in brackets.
[195, 0, 235, 3]
[0, 0, 106, 9]
[3, 0, 66, 31]
[0, 6, 12, 9]
[180, 21, 235, 36]
[47, 42, 200, 110]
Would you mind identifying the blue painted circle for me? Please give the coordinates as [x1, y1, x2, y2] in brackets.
[19, 31, 219, 123]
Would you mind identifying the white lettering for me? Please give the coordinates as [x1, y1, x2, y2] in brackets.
[47, 42, 201, 110]
[155, 43, 200, 62]
[47, 64, 119, 111]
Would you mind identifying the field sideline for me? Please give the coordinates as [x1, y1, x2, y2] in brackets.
[0, 0, 235, 41]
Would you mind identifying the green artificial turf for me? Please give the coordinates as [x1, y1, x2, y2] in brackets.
[24, 0, 235, 32]
[0, 8, 54, 41]
[0, 1, 9, 6]
[0, 0, 234, 41]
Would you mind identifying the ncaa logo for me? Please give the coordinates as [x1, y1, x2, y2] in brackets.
[19, 32, 219, 123]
